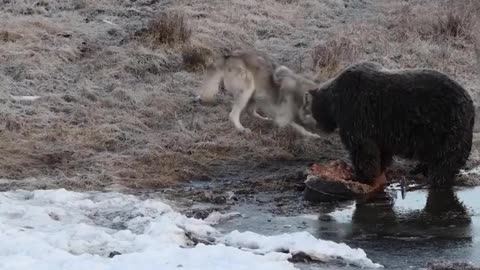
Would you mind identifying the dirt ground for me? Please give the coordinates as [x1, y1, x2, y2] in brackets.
[1, 0, 480, 196]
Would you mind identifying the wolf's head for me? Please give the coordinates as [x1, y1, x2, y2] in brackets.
[296, 91, 317, 127]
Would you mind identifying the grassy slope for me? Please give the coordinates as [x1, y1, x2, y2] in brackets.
[0, 0, 479, 191]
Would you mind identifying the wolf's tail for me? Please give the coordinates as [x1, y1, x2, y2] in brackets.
[198, 54, 230, 103]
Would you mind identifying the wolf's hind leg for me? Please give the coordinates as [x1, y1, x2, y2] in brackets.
[253, 110, 271, 121]
[289, 122, 321, 139]
[250, 104, 272, 121]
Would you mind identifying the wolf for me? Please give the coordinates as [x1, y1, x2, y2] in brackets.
[197, 49, 320, 138]
[309, 61, 475, 189]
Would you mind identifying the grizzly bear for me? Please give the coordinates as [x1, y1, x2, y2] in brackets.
[309, 62, 475, 188]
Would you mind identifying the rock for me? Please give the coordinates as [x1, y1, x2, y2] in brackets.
[197, 191, 227, 204]
[294, 183, 305, 191]
[319, 215, 333, 222]
[108, 251, 122, 258]
[289, 252, 315, 263]
[212, 195, 227, 204]
[191, 209, 211, 220]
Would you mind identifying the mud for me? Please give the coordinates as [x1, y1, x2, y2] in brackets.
[162, 156, 442, 216]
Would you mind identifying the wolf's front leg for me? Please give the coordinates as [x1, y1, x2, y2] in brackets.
[229, 85, 255, 133]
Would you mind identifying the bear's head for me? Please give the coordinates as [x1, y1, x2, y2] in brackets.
[308, 87, 337, 133]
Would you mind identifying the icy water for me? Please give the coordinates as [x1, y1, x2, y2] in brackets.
[216, 187, 480, 269]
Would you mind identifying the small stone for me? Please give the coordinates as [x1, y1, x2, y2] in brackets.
[289, 252, 314, 263]
[48, 212, 60, 221]
[213, 196, 227, 204]
[108, 251, 122, 258]
[62, 94, 76, 103]
[319, 215, 333, 222]
[295, 183, 305, 191]
[107, 28, 119, 36]
[193, 210, 210, 220]
[57, 32, 72, 38]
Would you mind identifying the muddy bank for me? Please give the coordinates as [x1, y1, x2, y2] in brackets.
[158, 152, 479, 220]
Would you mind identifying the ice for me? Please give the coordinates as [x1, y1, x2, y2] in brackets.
[0, 189, 382, 270]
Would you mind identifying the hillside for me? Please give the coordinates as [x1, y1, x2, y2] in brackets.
[0, 0, 479, 191]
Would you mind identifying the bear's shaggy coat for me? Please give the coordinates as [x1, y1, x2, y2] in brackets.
[309, 62, 475, 188]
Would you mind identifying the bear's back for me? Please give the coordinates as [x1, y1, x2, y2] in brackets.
[332, 62, 474, 155]
[334, 62, 472, 110]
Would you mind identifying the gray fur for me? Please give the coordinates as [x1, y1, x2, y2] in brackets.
[197, 49, 320, 138]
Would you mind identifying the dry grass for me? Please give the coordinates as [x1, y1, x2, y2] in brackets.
[420, 0, 480, 42]
[312, 34, 360, 80]
[137, 12, 192, 47]
[383, 0, 480, 45]
[181, 45, 213, 71]
[0, 0, 479, 191]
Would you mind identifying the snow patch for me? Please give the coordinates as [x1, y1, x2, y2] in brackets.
[10, 95, 41, 101]
[0, 189, 382, 270]
[460, 166, 480, 177]
[458, 166, 480, 186]
[219, 230, 382, 268]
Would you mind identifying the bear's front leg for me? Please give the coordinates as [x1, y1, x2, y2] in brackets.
[349, 140, 386, 187]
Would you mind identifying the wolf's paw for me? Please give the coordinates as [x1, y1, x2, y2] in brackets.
[235, 126, 252, 134]
[240, 127, 252, 134]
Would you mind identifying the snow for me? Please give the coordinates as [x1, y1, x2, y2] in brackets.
[460, 166, 480, 177]
[0, 189, 382, 270]
[204, 211, 242, 225]
[220, 230, 383, 268]
[10, 95, 41, 101]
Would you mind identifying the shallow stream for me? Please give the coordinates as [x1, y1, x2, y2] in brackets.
[215, 187, 480, 269]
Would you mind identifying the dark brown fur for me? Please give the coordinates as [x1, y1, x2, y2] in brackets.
[309, 62, 475, 188]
